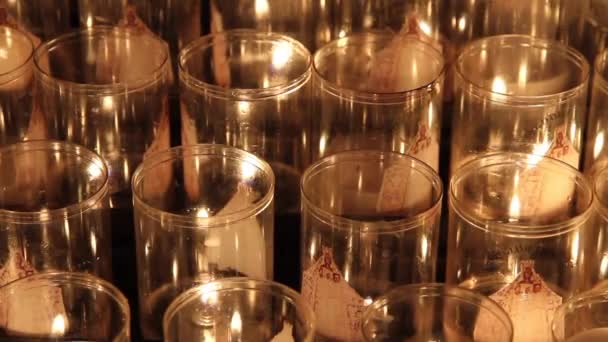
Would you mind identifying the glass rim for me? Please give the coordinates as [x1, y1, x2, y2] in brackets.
[551, 290, 608, 341]
[455, 34, 590, 105]
[33, 26, 170, 94]
[449, 152, 593, 238]
[313, 32, 446, 104]
[594, 49, 608, 93]
[132, 144, 275, 229]
[163, 277, 316, 341]
[301, 150, 443, 233]
[0, 140, 109, 224]
[0, 271, 130, 341]
[178, 29, 312, 100]
[361, 283, 513, 341]
[0, 26, 35, 85]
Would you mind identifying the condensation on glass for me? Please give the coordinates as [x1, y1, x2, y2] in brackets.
[179, 30, 311, 216]
[361, 283, 513, 342]
[132, 145, 275, 340]
[300, 150, 442, 341]
[312, 32, 445, 171]
[447, 153, 594, 342]
[33, 27, 171, 208]
[163, 278, 315, 342]
[0, 141, 111, 287]
[552, 290, 608, 341]
[451, 35, 589, 173]
[584, 51, 608, 175]
[0, 272, 130, 341]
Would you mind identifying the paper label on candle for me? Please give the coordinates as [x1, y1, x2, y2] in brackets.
[408, 123, 439, 171]
[547, 125, 579, 168]
[301, 247, 365, 341]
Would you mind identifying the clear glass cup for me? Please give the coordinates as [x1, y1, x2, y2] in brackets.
[179, 30, 311, 217]
[571, 0, 608, 72]
[33, 26, 171, 209]
[552, 290, 608, 341]
[0, 140, 111, 286]
[447, 152, 594, 342]
[301, 150, 443, 341]
[312, 32, 445, 171]
[0, 25, 35, 145]
[0, 271, 130, 341]
[163, 277, 315, 342]
[584, 50, 608, 175]
[132, 144, 275, 340]
[1, 0, 73, 40]
[451, 35, 589, 173]
[361, 283, 514, 342]
[585, 167, 608, 292]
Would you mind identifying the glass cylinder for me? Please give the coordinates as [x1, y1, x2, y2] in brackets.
[584, 50, 608, 175]
[361, 283, 513, 341]
[0, 25, 35, 145]
[451, 35, 589, 173]
[447, 153, 594, 342]
[0, 141, 111, 286]
[179, 30, 311, 217]
[586, 168, 608, 291]
[301, 150, 443, 341]
[33, 27, 171, 208]
[572, 0, 608, 71]
[132, 144, 275, 340]
[312, 32, 445, 171]
[0, 0, 74, 41]
[0, 271, 129, 341]
[552, 290, 608, 341]
[163, 278, 315, 341]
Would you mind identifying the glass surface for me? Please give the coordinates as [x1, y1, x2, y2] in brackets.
[0, 26, 35, 145]
[552, 290, 608, 341]
[0, 0, 73, 40]
[300, 150, 442, 341]
[447, 153, 594, 342]
[451, 35, 589, 173]
[179, 30, 311, 216]
[584, 51, 608, 175]
[132, 144, 275, 340]
[571, 0, 608, 72]
[33, 27, 171, 209]
[312, 32, 445, 171]
[163, 278, 315, 342]
[0, 141, 111, 286]
[586, 168, 608, 292]
[0, 272, 129, 341]
[362, 283, 513, 342]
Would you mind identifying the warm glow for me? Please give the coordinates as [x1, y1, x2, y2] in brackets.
[529, 142, 551, 165]
[458, 16, 467, 32]
[237, 101, 250, 116]
[230, 311, 243, 337]
[51, 314, 66, 336]
[418, 20, 432, 36]
[197, 208, 210, 218]
[254, 0, 269, 18]
[491, 77, 507, 94]
[272, 43, 293, 69]
[595, 132, 605, 159]
[509, 194, 521, 218]
[517, 63, 528, 88]
[600, 254, 608, 277]
[102, 96, 114, 112]
[420, 235, 429, 260]
[570, 231, 580, 265]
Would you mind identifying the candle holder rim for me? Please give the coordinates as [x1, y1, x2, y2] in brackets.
[313, 31, 446, 104]
[132, 144, 275, 229]
[454, 34, 590, 105]
[301, 150, 443, 233]
[449, 152, 593, 238]
[0, 25, 35, 85]
[0, 140, 109, 224]
[551, 289, 608, 341]
[33, 26, 170, 94]
[178, 29, 312, 100]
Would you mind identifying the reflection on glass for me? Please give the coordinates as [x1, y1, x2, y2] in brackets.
[132, 145, 275, 340]
[447, 153, 594, 342]
[0, 0, 73, 40]
[584, 50, 608, 175]
[552, 290, 608, 341]
[587, 168, 608, 292]
[572, 0, 608, 71]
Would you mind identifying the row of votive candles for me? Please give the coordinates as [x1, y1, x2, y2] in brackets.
[2, 140, 608, 341]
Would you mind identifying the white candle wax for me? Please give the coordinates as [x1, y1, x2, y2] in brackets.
[565, 328, 608, 342]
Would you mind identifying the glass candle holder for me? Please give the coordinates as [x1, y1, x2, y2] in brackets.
[0, 25, 35, 145]
[132, 144, 275, 340]
[584, 50, 608, 175]
[179, 30, 311, 216]
[361, 283, 513, 342]
[33, 26, 171, 209]
[0, 271, 129, 341]
[586, 168, 608, 291]
[1, 0, 73, 40]
[0, 141, 111, 286]
[572, 0, 608, 71]
[447, 152, 594, 342]
[552, 290, 608, 341]
[163, 278, 315, 341]
[312, 32, 445, 171]
[451, 35, 589, 173]
[301, 150, 443, 341]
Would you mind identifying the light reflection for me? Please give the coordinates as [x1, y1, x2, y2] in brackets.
[570, 231, 580, 265]
[594, 132, 605, 159]
[600, 254, 608, 277]
[51, 314, 66, 336]
[491, 77, 507, 94]
[272, 42, 292, 69]
[418, 20, 432, 36]
[230, 310, 243, 338]
[458, 16, 467, 32]
[509, 194, 521, 219]
[255, 0, 269, 18]
[420, 235, 428, 260]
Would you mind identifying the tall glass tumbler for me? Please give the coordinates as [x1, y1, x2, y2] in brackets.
[552, 290, 608, 341]
[0, 141, 111, 286]
[163, 278, 315, 341]
[451, 35, 589, 173]
[0, 25, 36, 145]
[33, 27, 171, 208]
[132, 145, 275, 340]
[447, 153, 594, 342]
[301, 150, 443, 341]
[0, 271, 129, 340]
[584, 51, 608, 175]
[312, 32, 445, 171]
[361, 283, 513, 341]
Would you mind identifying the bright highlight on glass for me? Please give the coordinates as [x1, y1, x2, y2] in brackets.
[584, 50, 608, 175]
